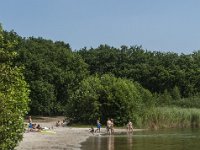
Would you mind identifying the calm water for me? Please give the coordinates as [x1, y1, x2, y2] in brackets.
[81, 129, 200, 150]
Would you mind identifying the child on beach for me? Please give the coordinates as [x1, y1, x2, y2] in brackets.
[28, 116, 32, 129]
[95, 119, 101, 133]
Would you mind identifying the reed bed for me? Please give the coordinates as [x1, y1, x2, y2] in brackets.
[142, 107, 200, 129]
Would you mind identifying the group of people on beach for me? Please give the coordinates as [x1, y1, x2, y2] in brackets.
[56, 120, 67, 127]
[28, 115, 133, 135]
[89, 118, 114, 135]
[28, 116, 43, 132]
[89, 119, 102, 134]
[27, 116, 69, 133]
[90, 118, 134, 135]
[28, 116, 51, 132]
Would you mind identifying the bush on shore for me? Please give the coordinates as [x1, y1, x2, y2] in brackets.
[0, 25, 30, 150]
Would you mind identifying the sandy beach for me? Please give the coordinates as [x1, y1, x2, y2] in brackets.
[16, 117, 142, 150]
[15, 117, 90, 150]
[16, 127, 91, 150]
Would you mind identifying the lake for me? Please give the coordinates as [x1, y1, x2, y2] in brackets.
[81, 128, 200, 150]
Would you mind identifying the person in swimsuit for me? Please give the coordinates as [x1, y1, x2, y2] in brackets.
[127, 120, 134, 133]
[110, 118, 114, 134]
[106, 118, 112, 135]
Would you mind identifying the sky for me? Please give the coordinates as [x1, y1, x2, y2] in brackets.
[1, 0, 200, 54]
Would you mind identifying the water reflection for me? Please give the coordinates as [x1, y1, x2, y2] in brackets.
[82, 129, 200, 150]
[97, 136, 101, 150]
[107, 136, 114, 150]
[127, 134, 133, 150]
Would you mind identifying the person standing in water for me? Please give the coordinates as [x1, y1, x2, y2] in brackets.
[95, 119, 101, 133]
[110, 118, 114, 134]
[106, 118, 112, 135]
[127, 120, 134, 133]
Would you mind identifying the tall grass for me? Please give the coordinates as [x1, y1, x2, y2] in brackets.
[141, 107, 200, 129]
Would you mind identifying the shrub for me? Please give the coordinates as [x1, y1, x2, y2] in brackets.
[66, 74, 153, 125]
[0, 25, 30, 149]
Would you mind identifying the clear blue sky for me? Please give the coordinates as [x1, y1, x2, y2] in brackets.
[1, 0, 200, 53]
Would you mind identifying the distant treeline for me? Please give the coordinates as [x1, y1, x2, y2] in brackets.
[2, 29, 200, 123]
[78, 45, 200, 97]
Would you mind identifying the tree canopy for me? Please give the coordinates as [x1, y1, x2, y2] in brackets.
[2, 27, 200, 120]
[78, 45, 200, 97]
[11, 36, 89, 115]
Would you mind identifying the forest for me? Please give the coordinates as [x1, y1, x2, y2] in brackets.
[1, 25, 200, 134]
[2, 24, 200, 148]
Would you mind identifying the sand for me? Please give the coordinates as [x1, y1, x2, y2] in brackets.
[16, 117, 90, 150]
[16, 127, 91, 150]
[16, 117, 143, 150]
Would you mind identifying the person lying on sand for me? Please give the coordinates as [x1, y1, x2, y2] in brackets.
[29, 123, 40, 132]
[36, 124, 43, 130]
[61, 120, 68, 127]
[28, 123, 50, 132]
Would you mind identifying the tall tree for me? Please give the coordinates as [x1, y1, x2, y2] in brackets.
[0, 25, 30, 149]
[13, 37, 89, 115]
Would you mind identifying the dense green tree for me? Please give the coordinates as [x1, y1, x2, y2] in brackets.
[3, 26, 200, 117]
[66, 74, 154, 125]
[2, 30, 89, 115]
[11, 37, 89, 115]
[78, 46, 200, 99]
[0, 25, 30, 149]
[78, 45, 119, 75]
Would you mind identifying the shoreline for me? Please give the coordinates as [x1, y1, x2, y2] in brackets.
[16, 127, 144, 150]
[15, 117, 144, 150]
